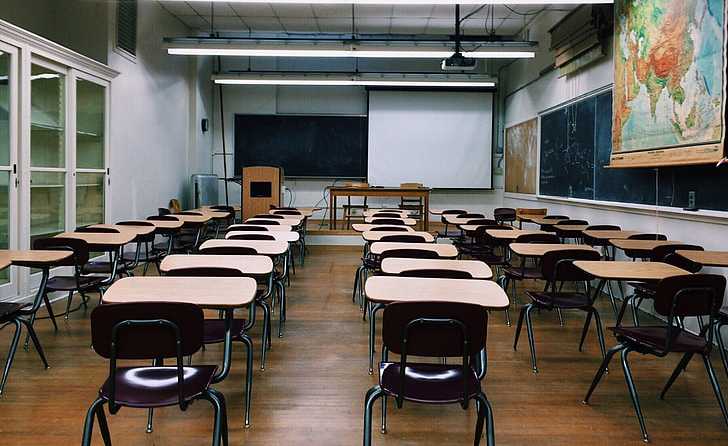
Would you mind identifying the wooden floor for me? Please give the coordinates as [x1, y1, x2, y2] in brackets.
[1, 245, 727, 445]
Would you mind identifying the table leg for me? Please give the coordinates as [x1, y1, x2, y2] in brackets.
[329, 192, 335, 230]
[212, 309, 234, 383]
[22, 268, 50, 351]
[423, 192, 430, 231]
[369, 303, 385, 375]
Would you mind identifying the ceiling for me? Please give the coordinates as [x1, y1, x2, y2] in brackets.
[157, 1, 551, 36]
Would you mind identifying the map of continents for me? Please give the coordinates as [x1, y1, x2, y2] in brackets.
[613, 0, 724, 153]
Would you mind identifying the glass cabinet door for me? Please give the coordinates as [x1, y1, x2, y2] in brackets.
[0, 45, 17, 296]
[75, 77, 106, 226]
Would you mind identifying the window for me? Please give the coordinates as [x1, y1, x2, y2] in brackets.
[75, 78, 106, 226]
[116, 0, 138, 57]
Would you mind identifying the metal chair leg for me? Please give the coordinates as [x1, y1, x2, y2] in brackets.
[81, 397, 107, 446]
[512, 305, 527, 351]
[0, 319, 22, 396]
[620, 348, 649, 443]
[556, 307, 564, 327]
[203, 390, 224, 446]
[583, 343, 625, 404]
[702, 353, 728, 428]
[258, 301, 271, 370]
[659, 352, 694, 400]
[242, 334, 254, 428]
[43, 294, 58, 331]
[20, 319, 49, 368]
[578, 310, 593, 352]
[64, 290, 74, 319]
[716, 322, 728, 379]
[353, 265, 363, 304]
[592, 309, 607, 359]
[524, 304, 538, 373]
[363, 386, 385, 446]
[474, 392, 495, 446]
[95, 401, 112, 445]
[381, 395, 387, 434]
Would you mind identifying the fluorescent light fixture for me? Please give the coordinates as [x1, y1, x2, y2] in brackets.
[179, 1, 611, 4]
[168, 46, 534, 59]
[212, 73, 496, 88]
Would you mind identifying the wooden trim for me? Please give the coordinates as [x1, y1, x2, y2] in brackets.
[609, 143, 724, 168]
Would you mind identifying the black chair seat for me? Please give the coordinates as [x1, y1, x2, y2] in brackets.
[471, 252, 508, 266]
[379, 362, 481, 404]
[203, 319, 247, 344]
[503, 266, 542, 280]
[526, 291, 592, 309]
[611, 326, 708, 353]
[46, 275, 105, 292]
[99, 365, 217, 408]
[0, 302, 28, 321]
[628, 281, 656, 296]
[363, 258, 380, 270]
[83, 261, 129, 274]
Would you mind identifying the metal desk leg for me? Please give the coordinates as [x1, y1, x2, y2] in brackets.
[23, 268, 50, 351]
[212, 309, 234, 383]
[369, 303, 385, 375]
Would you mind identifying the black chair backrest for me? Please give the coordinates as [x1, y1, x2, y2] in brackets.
[246, 219, 280, 225]
[76, 226, 120, 233]
[473, 224, 513, 240]
[158, 208, 171, 216]
[199, 246, 258, 255]
[272, 206, 297, 210]
[399, 269, 473, 279]
[651, 244, 703, 262]
[164, 266, 245, 277]
[541, 249, 601, 283]
[493, 208, 517, 222]
[628, 233, 667, 241]
[32, 237, 90, 266]
[586, 225, 621, 231]
[370, 226, 409, 232]
[228, 233, 275, 241]
[459, 213, 485, 219]
[380, 249, 441, 260]
[272, 210, 302, 216]
[544, 215, 569, 220]
[442, 209, 467, 215]
[382, 301, 486, 357]
[370, 218, 406, 225]
[653, 274, 726, 347]
[256, 214, 285, 219]
[177, 211, 203, 216]
[663, 253, 703, 274]
[91, 302, 203, 360]
[466, 219, 498, 226]
[372, 212, 404, 218]
[379, 234, 428, 243]
[515, 233, 560, 244]
[228, 225, 269, 232]
[559, 219, 588, 226]
[117, 221, 156, 242]
[147, 215, 179, 221]
[118, 221, 154, 227]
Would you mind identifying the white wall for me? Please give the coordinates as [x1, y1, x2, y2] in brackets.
[209, 73, 503, 220]
[107, 1, 196, 221]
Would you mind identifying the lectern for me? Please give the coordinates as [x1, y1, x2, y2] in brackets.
[241, 166, 283, 220]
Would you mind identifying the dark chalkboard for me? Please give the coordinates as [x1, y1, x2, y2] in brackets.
[539, 90, 728, 211]
[234, 114, 367, 178]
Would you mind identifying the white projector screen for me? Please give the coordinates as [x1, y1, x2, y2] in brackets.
[367, 90, 493, 189]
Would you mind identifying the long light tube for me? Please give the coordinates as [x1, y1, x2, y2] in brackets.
[168, 47, 535, 59]
[212, 74, 496, 87]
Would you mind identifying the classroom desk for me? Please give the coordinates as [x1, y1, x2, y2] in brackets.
[351, 224, 415, 233]
[573, 261, 690, 326]
[200, 239, 288, 256]
[102, 276, 256, 387]
[126, 219, 184, 230]
[676, 250, 728, 268]
[364, 276, 508, 373]
[363, 216, 417, 226]
[610, 239, 684, 259]
[552, 224, 590, 232]
[228, 224, 294, 232]
[88, 224, 155, 237]
[56, 231, 135, 250]
[362, 231, 434, 243]
[527, 217, 570, 226]
[380, 258, 492, 279]
[0, 249, 73, 391]
[160, 254, 273, 276]
[246, 217, 303, 226]
[270, 209, 314, 218]
[581, 230, 641, 241]
[226, 231, 300, 242]
[485, 229, 545, 241]
[363, 209, 413, 217]
[170, 214, 212, 224]
[329, 186, 431, 230]
[194, 210, 233, 220]
[444, 215, 485, 225]
[369, 242, 457, 258]
[509, 243, 598, 257]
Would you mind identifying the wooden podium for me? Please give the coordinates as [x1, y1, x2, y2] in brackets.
[241, 166, 283, 220]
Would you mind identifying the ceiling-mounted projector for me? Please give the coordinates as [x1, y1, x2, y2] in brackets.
[441, 52, 477, 71]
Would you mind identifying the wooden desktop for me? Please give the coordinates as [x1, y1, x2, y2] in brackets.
[328, 185, 431, 230]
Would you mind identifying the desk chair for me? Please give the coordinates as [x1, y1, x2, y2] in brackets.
[163, 267, 255, 427]
[363, 302, 494, 446]
[146, 215, 181, 258]
[537, 215, 569, 232]
[175, 213, 208, 253]
[378, 234, 430, 243]
[245, 219, 281, 226]
[344, 196, 368, 230]
[82, 302, 227, 446]
[370, 218, 407, 226]
[33, 237, 106, 321]
[493, 208, 517, 226]
[628, 245, 704, 327]
[583, 274, 728, 443]
[622, 233, 668, 260]
[255, 214, 285, 219]
[554, 219, 588, 242]
[514, 249, 604, 373]
[370, 226, 409, 232]
[117, 221, 158, 275]
[227, 224, 269, 232]
[75, 227, 130, 279]
[453, 219, 498, 253]
[399, 269, 473, 279]
[438, 209, 467, 239]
